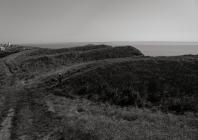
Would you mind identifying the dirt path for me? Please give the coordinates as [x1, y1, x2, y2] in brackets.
[0, 108, 14, 140]
[0, 60, 12, 76]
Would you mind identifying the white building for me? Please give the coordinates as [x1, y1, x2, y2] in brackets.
[8, 42, 11, 47]
[0, 46, 6, 51]
[0, 42, 12, 51]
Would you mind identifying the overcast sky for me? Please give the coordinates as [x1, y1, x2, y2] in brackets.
[0, 0, 198, 44]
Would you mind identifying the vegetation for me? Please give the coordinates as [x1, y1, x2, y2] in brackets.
[0, 44, 198, 139]
[43, 56, 198, 114]
[4, 45, 143, 80]
[0, 45, 35, 58]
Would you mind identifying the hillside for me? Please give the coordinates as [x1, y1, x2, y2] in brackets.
[3, 45, 143, 81]
[38, 56, 198, 113]
[0, 45, 198, 140]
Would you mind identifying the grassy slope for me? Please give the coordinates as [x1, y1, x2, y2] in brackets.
[4, 45, 143, 81]
[0, 45, 198, 140]
[31, 55, 198, 139]
[38, 56, 198, 113]
[0, 45, 36, 58]
[44, 94, 198, 140]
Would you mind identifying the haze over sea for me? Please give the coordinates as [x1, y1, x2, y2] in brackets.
[28, 42, 198, 56]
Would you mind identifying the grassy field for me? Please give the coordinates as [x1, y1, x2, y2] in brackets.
[38, 56, 198, 114]
[0, 44, 197, 140]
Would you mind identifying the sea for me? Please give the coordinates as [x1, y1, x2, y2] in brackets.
[26, 42, 198, 56]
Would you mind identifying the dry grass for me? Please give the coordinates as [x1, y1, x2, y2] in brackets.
[44, 95, 198, 140]
[1, 45, 198, 139]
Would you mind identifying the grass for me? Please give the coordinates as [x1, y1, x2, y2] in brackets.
[40, 56, 198, 114]
[4, 45, 143, 81]
[0, 45, 198, 139]
[44, 94, 198, 140]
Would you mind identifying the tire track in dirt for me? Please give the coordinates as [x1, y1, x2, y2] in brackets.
[0, 108, 14, 140]
[0, 82, 29, 140]
[0, 60, 12, 76]
[9, 86, 35, 140]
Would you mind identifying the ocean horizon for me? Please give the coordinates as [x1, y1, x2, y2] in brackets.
[26, 42, 198, 56]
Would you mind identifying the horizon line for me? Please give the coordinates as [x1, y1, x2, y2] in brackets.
[19, 41, 198, 45]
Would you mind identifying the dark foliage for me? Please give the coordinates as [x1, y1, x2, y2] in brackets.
[54, 56, 198, 114]
[7, 45, 143, 79]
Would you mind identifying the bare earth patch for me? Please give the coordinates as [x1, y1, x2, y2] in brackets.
[0, 108, 14, 140]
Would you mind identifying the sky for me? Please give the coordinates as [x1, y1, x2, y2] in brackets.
[0, 0, 198, 44]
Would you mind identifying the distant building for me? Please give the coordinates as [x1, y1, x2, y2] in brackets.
[0, 42, 12, 51]
[8, 42, 11, 47]
[0, 46, 6, 51]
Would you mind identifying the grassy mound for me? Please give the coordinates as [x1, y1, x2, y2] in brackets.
[40, 55, 198, 114]
[0, 45, 36, 58]
[1, 44, 198, 139]
[5, 45, 143, 80]
[9, 44, 112, 60]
